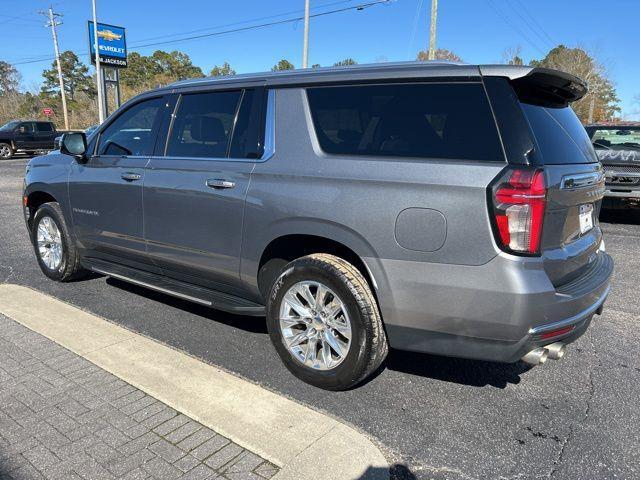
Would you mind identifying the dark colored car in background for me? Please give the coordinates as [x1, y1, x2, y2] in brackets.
[586, 123, 640, 207]
[0, 120, 58, 159]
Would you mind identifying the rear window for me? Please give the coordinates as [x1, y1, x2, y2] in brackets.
[521, 104, 597, 164]
[307, 83, 504, 162]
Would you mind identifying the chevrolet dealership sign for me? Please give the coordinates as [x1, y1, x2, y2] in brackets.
[88, 21, 127, 68]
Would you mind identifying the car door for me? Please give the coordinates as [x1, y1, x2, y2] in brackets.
[14, 122, 36, 150]
[34, 122, 55, 149]
[143, 87, 265, 295]
[68, 95, 168, 270]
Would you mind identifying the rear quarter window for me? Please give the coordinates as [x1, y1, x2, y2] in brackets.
[306, 83, 504, 162]
[521, 103, 597, 164]
[36, 122, 54, 132]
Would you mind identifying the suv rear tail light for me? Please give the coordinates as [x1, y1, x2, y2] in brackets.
[490, 168, 547, 255]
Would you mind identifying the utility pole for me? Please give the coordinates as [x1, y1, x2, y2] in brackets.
[302, 0, 310, 68]
[41, 7, 69, 130]
[92, 0, 105, 123]
[428, 0, 438, 60]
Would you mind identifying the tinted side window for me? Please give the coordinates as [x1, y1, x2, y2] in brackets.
[98, 97, 164, 156]
[521, 104, 597, 164]
[229, 89, 264, 159]
[20, 123, 35, 133]
[167, 91, 241, 158]
[307, 83, 504, 162]
[36, 122, 54, 132]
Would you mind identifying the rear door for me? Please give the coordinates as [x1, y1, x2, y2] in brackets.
[520, 97, 604, 286]
[34, 122, 56, 149]
[68, 96, 167, 270]
[143, 87, 265, 295]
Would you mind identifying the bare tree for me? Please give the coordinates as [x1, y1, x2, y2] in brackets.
[501, 46, 524, 66]
[417, 49, 462, 62]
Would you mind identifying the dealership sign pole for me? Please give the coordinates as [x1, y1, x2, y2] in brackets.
[88, 19, 127, 120]
[91, 0, 105, 124]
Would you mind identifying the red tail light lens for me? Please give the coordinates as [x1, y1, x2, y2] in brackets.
[490, 168, 547, 255]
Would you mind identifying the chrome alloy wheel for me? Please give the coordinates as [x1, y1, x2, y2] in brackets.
[0, 144, 11, 159]
[279, 280, 352, 370]
[36, 216, 63, 270]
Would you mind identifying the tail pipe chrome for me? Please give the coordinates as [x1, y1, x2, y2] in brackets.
[545, 342, 566, 360]
[521, 348, 549, 365]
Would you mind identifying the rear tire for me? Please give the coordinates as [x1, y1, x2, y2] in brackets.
[266, 254, 388, 390]
[31, 202, 87, 282]
[0, 143, 13, 159]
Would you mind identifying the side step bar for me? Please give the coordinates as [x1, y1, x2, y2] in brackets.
[84, 259, 266, 316]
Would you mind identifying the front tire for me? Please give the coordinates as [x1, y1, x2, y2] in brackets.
[31, 202, 87, 282]
[266, 254, 388, 390]
[0, 143, 13, 159]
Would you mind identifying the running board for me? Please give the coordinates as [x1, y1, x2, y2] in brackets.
[84, 259, 265, 316]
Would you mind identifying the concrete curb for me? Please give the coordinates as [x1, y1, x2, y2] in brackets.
[0, 284, 389, 480]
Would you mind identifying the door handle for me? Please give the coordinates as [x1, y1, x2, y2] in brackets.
[121, 172, 142, 182]
[206, 179, 236, 189]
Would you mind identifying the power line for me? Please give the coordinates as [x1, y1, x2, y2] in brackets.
[9, 0, 391, 66]
[512, 0, 556, 47]
[130, 0, 391, 50]
[503, 0, 553, 49]
[127, 0, 356, 46]
[483, 0, 546, 55]
[407, 0, 425, 59]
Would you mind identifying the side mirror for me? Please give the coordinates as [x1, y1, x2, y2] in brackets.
[60, 132, 88, 162]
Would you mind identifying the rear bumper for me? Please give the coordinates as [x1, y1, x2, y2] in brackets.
[370, 250, 614, 363]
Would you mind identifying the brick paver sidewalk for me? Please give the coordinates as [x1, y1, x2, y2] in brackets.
[0, 314, 279, 480]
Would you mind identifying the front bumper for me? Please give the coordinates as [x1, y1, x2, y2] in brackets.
[373, 250, 614, 363]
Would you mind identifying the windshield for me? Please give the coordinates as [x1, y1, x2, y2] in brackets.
[0, 121, 19, 131]
[589, 127, 640, 151]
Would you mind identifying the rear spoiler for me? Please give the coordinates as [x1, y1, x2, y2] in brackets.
[480, 65, 588, 108]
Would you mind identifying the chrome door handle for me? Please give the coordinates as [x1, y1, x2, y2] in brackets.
[206, 179, 235, 189]
[121, 172, 142, 182]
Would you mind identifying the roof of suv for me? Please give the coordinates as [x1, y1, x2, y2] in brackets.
[165, 61, 542, 90]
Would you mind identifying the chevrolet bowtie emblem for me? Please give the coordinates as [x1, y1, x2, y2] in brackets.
[97, 29, 122, 42]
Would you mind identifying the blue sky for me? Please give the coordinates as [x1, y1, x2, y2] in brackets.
[2, 0, 639, 118]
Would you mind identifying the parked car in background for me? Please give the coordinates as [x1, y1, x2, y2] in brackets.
[22, 62, 612, 390]
[0, 120, 58, 159]
[585, 123, 640, 207]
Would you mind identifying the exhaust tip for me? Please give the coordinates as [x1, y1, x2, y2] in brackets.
[546, 342, 566, 360]
[521, 347, 549, 365]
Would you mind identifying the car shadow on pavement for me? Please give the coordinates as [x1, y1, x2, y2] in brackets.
[383, 348, 529, 389]
[105, 278, 528, 388]
[105, 277, 269, 334]
[600, 207, 640, 225]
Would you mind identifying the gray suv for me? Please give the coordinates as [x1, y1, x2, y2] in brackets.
[23, 62, 613, 390]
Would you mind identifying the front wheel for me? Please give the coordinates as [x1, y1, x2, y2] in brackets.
[266, 254, 388, 390]
[31, 202, 87, 282]
[0, 143, 13, 159]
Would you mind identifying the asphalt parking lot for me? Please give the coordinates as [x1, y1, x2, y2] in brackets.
[1, 157, 639, 480]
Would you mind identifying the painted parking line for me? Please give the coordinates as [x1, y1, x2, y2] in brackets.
[0, 283, 388, 480]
